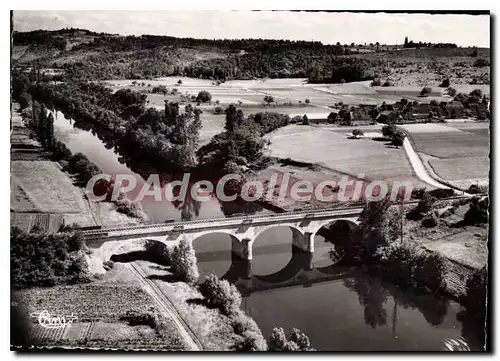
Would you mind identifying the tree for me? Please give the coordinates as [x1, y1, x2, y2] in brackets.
[263, 95, 274, 105]
[420, 87, 432, 97]
[352, 129, 364, 139]
[199, 274, 242, 316]
[391, 130, 406, 148]
[196, 90, 212, 103]
[268, 327, 314, 351]
[464, 196, 489, 225]
[382, 124, 396, 138]
[177, 79, 183, 85]
[170, 237, 199, 284]
[439, 78, 450, 88]
[446, 87, 457, 97]
[327, 112, 337, 123]
[404, 36, 409, 47]
[304, 98, 310, 104]
[302, 114, 309, 125]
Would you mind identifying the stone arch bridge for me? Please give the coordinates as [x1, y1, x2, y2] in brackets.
[82, 206, 363, 261]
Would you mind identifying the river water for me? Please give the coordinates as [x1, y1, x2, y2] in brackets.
[52, 110, 482, 351]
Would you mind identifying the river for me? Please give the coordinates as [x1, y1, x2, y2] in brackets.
[52, 110, 482, 351]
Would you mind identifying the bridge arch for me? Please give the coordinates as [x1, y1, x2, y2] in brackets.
[311, 218, 360, 267]
[250, 224, 306, 276]
[252, 224, 304, 245]
[190, 231, 243, 280]
[311, 218, 360, 240]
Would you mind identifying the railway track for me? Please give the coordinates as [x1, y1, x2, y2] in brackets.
[127, 262, 203, 351]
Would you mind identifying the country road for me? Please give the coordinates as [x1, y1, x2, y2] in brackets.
[402, 137, 450, 190]
[402, 136, 471, 196]
[127, 262, 203, 351]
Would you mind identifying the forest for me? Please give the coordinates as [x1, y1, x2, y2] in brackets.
[14, 28, 380, 83]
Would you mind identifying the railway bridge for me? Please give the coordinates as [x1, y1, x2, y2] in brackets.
[81, 206, 363, 261]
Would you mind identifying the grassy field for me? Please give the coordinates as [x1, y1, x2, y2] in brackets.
[264, 124, 420, 182]
[16, 282, 187, 350]
[402, 123, 489, 189]
[11, 161, 86, 214]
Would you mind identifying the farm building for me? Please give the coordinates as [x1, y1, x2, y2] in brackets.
[376, 110, 398, 123]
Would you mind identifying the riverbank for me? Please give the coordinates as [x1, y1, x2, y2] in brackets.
[10, 103, 141, 232]
[370, 195, 488, 305]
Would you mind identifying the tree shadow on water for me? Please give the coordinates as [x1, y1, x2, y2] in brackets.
[343, 271, 389, 328]
[343, 269, 450, 330]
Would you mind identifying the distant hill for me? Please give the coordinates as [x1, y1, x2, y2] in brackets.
[11, 28, 490, 85]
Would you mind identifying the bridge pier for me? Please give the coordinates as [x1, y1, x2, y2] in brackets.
[292, 231, 315, 253]
[232, 237, 253, 260]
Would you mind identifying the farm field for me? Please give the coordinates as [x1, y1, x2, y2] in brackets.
[402, 123, 490, 190]
[109, 77, 456, 112]
[263, 124, 428, 189]
[11, 161, 86, 214]
[92, 240, 240, 351]
[16, 282, 187, 350]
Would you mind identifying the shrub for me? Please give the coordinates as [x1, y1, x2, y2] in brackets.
[473, 58, 489, 67]
[464, 196, 489, 225]
[445, 87, 457, 97]
[170, 238, 199, 284]
[263, 95, 274, 104]
[439, 78, 450, 88]
[115, 196, 146, 220]
[103, 260, 114, 270]
[196, 90, 212, 103]
[352, 129, 364, 138]
[421, 213, 438, 228]
[199, 274, 242, 316]
[407, 192, 437, 220]
[152, 85, 168, 95]
[120, 310, 158, 328]
[305, 98, 310, 104]
[177, 79, 183, 85]
[382, 80, 392, 87]
[420, 87, 432, 97]
[468, 184, 488, 194]
[214, 106, 224, 115]
[375, 243, 445, 292]
[371, 79, 382, 86]
[428, 188, 455, 199]
[462, 266, 487, 311]
[382, 124, 396, 138]
[411, 187, 427, 199]
[391, 130, 406, 147]
[268, 327, 314, 351]
[430, 100, 438, 106]
[231, 311, 267, 351]
[234, 330, 268, 351]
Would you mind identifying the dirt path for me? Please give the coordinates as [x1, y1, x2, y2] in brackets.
[127, 262, 203, 351]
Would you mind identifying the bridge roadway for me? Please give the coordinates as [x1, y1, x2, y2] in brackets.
[81, 195, 476, 260]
